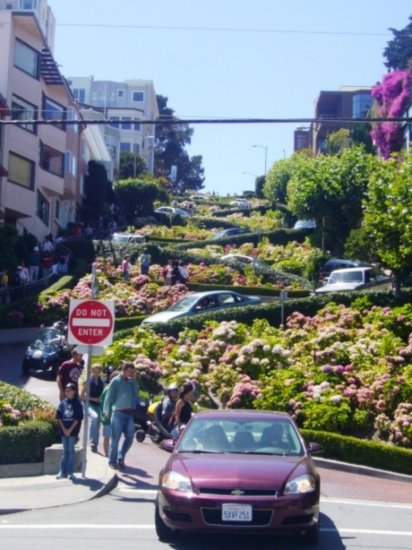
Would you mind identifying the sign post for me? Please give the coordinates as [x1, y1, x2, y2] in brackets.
[68, 280, 114, 477]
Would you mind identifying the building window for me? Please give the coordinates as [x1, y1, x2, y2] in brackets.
[109, 117, 119, 128]
[120, 142, 131, 153]
[8, 152, 34, 189]
[72, 88, 86, 103]
[117, 89, 124, 98]
[121, 117, 132, 129]
[66, 107, 79, 133]
[20, 0, 38, 9]
[134, 120, 141, 131]
[133, 143, 140, 154]
[40, 143, 64, 176]
[14, 39, 39, 78]
[353, 94, 372, 118]
[132, 91, 144, 102]
[11, 95, 37, 133]
[42, 95, 66, 130]
[36, 191, 49, 226]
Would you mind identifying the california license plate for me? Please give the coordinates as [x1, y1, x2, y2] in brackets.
[222, 503, 252, 522]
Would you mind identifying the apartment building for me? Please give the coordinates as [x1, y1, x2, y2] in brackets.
[0, 5, 83, 241]
[309, 86, 372, 154]
[68, 76, 159, 174]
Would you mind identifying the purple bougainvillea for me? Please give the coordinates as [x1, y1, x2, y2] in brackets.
[371, 70, 412, 158]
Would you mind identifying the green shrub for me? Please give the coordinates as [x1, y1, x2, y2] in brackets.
[0, 421, 59, 464]
[301, 429, 412, 476]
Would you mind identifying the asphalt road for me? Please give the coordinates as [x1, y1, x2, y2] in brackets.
[1, 342, 412, 549]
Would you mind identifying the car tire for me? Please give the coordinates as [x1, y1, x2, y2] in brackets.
[303, 522, 320, 545]
[135, 428, 146, 443]
[155, 502, 178, 542]
[22, 358, 31, 376]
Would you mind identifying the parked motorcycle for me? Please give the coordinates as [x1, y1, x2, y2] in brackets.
[147, 401, 174, 444]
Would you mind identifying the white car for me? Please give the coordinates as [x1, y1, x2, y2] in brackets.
[293, 219, 317, 230]
[315, 267, 391, 294]
[111, 233, 145, 244]
[155, 206, 189, 217]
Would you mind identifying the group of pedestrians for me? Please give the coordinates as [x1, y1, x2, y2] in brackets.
[55, 352, 141, 478]
[159, 381, 195, 440]
[163, 259, 189, 286]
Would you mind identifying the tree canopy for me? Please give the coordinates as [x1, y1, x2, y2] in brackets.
[383, 15, 412, 71]
[362, 155, 412, 294]
[154, 95, 205, 192]
[113, 177, 167, 224]
[119, 152, 146, 180]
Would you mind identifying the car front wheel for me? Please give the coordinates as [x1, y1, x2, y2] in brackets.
[303, 522, 319, 545]
[155, 502, 178, 542]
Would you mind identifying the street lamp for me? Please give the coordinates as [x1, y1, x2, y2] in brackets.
[252, 144, 268, 176]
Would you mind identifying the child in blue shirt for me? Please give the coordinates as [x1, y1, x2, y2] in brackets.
[56, 383, 84, 479]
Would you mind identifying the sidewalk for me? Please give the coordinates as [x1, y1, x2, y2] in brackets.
[0, 449, 117, 515]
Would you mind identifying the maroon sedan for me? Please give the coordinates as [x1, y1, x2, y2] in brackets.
[155, 410, 321, 544]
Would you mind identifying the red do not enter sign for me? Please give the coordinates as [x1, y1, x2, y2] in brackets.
[68, 299, 115, 346]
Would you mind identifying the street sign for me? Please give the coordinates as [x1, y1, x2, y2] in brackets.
[68, 299, 115, 346]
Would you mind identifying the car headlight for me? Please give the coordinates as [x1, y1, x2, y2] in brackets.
[284, 474, 316, 495]
[161, 471, 193, 494]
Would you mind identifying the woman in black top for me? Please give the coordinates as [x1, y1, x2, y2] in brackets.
[172, 382, 195, 439]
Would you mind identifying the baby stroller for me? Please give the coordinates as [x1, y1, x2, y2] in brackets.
[134, 397, 150, 443]
[148, 401, 173, 444]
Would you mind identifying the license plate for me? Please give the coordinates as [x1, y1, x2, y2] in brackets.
[222, 503, 252, 522]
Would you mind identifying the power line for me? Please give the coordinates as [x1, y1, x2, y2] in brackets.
[56, 23, 390, 37]
[0, 116, 411, 126]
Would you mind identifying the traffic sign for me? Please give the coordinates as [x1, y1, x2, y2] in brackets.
[68, 299, 115, 346]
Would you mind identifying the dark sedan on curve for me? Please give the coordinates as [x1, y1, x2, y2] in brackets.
[155, 410, 321, 544]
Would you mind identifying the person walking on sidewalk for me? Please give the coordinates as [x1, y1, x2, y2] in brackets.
[80, 364, 104, 453]
[55, 383, 84, 480]
[103, 362, 139, 470]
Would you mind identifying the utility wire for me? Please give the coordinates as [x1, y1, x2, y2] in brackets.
[0, 117, 411, 126]
[57, 23, 390, 37]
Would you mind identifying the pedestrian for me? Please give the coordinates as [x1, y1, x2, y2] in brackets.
[100, 367, 120, 457]
[42, 235, 54, 254]
[29, 246, 41, 282]
[80, 364, 105, 453]
[171, 260, 181, 285]
[121, 255, 129, 281]
[18, 261, 29, 285]
[0, 268, 9, 305]
[57, 348, 84, 400]
[161, 383, 179, 430]
[178, 261, 189, 284]
[103, 362, 139, 470]
[171, 382, 195, 440]
[163, 259, 173, 285]
[139, 249, 151, 276]
[55, 383, 84, 480]
[41, 250, 53, 279]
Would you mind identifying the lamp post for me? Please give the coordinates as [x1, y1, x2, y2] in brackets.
[252, 144, 268, 176]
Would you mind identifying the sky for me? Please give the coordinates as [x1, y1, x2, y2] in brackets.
[49, 0, 411, 195]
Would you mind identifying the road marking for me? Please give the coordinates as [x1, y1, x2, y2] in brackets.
[322, 497, 412, 510]
[0, 525, 411, 537]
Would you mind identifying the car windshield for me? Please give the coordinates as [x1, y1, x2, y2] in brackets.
[112, 235, 128, 242]
[329, 271, 364, 284]
[178, 417, 304, 456]
[32, 328, 61, 350]
[167, 295, 198, 312]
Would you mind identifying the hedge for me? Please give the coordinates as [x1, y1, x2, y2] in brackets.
[301, 429, 412, 476]
[0, 420, 59, 464]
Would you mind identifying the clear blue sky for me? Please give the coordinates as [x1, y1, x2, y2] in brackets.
[50, 0, 411, 195]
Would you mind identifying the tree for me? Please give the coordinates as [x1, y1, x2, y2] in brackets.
[82, 161, 114, 224]
[113, 177, 166, 224]
[383, 16, 412, 71]
[255, 175, 266, 198]
[325, 129, 353, 155]
[263, 150, 312, 205]
[362, 155, 412, 295]
[286, 147, 380, 254]
[119, 152, 146, 179]
[154, 95, 205, 191]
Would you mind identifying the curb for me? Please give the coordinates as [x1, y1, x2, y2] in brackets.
[314, 457, 412, 483]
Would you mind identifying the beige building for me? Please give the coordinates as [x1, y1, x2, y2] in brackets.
[67, 76, 159, 174]
[0, 5, 84, 241]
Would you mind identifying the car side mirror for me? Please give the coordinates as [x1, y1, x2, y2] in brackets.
[307, 442, 323, 455]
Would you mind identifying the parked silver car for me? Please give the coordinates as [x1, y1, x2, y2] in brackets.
[315, 267, 392, 294]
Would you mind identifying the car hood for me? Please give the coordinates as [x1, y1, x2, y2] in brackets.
[142, 311, 184, 324]
[168, 452, 309, 490]
[316, 282, 362, 293]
